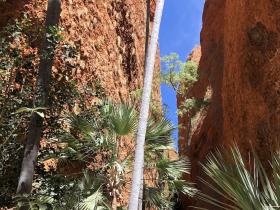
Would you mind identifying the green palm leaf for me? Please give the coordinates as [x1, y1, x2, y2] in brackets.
[170, 180, 198, 197]
[77, 188, 109, 210]
[198, 146, 280, 210]
[145, 117, 174, 151]
[107, 101, 138, 136]
[77, 171, 110, 210]
[67, 114, 94, 137]
[156, 158, 190, 179]
[144, 187, 174, 209]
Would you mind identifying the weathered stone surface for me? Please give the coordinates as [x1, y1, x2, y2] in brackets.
[178, 0, 280, 209]
[0, 0, 161, 103]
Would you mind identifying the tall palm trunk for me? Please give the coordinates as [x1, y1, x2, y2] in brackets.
[138, 166, 145, 210]
[138, 1, 151, 209]
[128, 0, 165, 209]
[16, 0, 61, 196]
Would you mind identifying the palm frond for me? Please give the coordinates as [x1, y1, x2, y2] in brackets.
[77, 171, 110, 210]
[156, 158, 190, 179]
[144, 187, 174, 209]
[170, 180, 198, 197]
[67, 114, 94, 137]
[272, 153, 280, 203]
[145, 117, 174, 151]
[15, 194, 54, 210]
[107, 101, 138, 136]
[146, 117, 174, 141]
[77, 187, 109, 210]
[198, 146, 280, 210]
[79, 170, 105, 192]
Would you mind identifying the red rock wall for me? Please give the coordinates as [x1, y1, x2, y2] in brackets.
[0, 0, 161, 102]
[178, 0, 280, 208]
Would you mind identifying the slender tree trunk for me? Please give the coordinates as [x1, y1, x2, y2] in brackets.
[128, 0, 165, 209]
[138, 167, 144, 210]
[144, 0, 151, 63]
[138, 1, 150, 209]
[16, 0, 61, 197]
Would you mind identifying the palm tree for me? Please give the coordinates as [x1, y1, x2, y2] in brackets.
[144, 157, 197, 209]
[197, 146, 280, 210]
[58, 101, 138, 209]
[128, 0, 165, 209]
[58, 101, 195, 209]
[16, 0, 61, 200]
[138, 0, 151, 208]
[77, 171, 111, 210]
[143, 119, 197, 210]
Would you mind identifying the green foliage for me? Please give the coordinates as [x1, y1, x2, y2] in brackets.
[50, 101, 194, 209]
[144, 157, 197, 209]
[145, 187, 174, 209]
[44, 26, 64, 57]
[107, 102, 138, 136]
[160, 53, 207, 127]
[76, 171, 111, 210]
[161, 53, 198, 94]
[177, 97, 211, 117]
[15, 194, 54, 210]
[156, 158, 189, 179]
[13, 107, 47, 118]
[50, 101, 136, 208]
[143, 118, 197, 209]
[145, 117, 174, 153]
[0, 14, 42, 206]
[0, 12, 96, 208]
[77, 188, 109, 210]
[197, 146, 280, 210]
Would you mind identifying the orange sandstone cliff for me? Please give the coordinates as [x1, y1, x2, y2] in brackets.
[0, 0, 161, 102]
[178, 0, 280, 209]
[0, 0, 161, 207]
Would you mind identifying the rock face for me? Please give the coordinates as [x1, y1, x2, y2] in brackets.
[0, 0, 161, 207]
[0, 0, 161, 102]
[178, 0, 280, 208]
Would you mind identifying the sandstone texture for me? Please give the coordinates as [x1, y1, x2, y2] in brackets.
[0, 0, 161, 102]
[178, 0, 280, 208]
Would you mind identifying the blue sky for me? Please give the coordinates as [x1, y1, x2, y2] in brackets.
[158, 0, 205, 148]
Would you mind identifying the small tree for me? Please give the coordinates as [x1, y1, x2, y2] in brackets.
[16, 0, 61, 202]
[160, 53, 198, 95]
[161, 53, 211, 151]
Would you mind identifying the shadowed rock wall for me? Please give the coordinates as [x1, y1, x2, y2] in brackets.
[178, 0, 280, 208]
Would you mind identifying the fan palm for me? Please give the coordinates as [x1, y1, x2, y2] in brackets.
[143, 118, 197, 209]
[15, 194, 54, 210]
[145, 117, 174, 155]
[106, 101, 138, 136]
[144, 187, 174, 209]
[143, 157, 197, 209]
[197, 146, 280, 210]
[76, 171, 111, 210]
[59, 101, 195, 209]
[58, 101, 137, 209]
